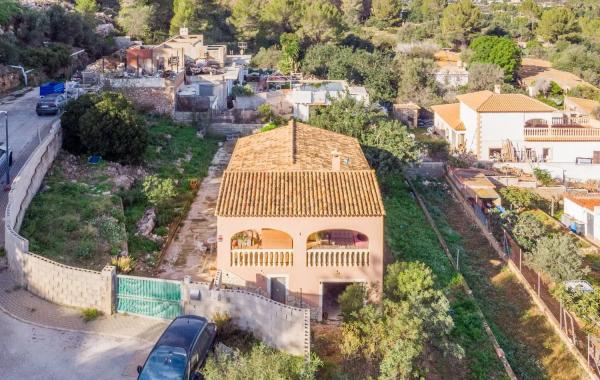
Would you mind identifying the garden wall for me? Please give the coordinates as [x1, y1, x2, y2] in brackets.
[4, 121, 113, 314]
[185, 278, 310, 358]
[207, 123, 260, 137]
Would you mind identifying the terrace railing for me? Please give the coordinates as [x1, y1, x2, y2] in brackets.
[524, 127, 600, 141]
[230, 249, 294, 267]
[306, 248, 369, 267]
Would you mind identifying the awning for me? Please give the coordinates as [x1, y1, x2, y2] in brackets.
[474, 188, 500, 200]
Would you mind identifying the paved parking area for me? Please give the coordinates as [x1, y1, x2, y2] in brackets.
[0, 310, 153, 380]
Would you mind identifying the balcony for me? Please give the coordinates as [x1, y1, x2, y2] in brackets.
[524, 126, 600, 141]
[230, 249, 294, 267]
[306, 249, 370, 267]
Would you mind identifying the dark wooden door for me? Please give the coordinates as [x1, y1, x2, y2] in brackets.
[270, 277, 287, 304]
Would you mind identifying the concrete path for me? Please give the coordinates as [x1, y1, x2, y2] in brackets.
[0, 310, 153, 380]
[0, 262, 167, 341]
[157, 140, 235, 282]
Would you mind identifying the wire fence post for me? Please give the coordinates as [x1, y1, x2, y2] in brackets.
[519, 248, 522, 272]
[456, 248, 460, 271]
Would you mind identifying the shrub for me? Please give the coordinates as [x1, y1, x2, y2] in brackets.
[499, 186, 540, 210]
[259, 122, 279, 133]
[82, 308, 102, 322]
[231, 84, 253, 97]
[111, 255, 134, 273]
[62, 92, 148, 163]
[533, 168, 553, 186]
[202, 343, 321, 380]
[142, 175, 176, 205]
[554, 283, 600, 327]
[512, 212, 547, 252]
[526, 234, 589, 282]
[338, 283, 366, 320]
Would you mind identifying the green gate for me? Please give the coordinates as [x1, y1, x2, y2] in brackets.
[116, 275, 182, 319]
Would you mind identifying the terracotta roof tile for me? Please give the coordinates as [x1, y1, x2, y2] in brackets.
[216, 171, 385, 217]
[431, 103, 465, 131]
[457, 91, 556, 113]
[216, 122, 385, 217]
[565, 193, 600, 212]
[226, 121, 369, 171]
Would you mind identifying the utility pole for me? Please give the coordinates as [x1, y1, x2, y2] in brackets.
[9, 66, 34, 87]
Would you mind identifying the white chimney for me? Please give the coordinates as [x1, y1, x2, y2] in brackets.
[331, 149, 341, 171]
[494, 84, 502, 94]
[180, 27, 189, 36]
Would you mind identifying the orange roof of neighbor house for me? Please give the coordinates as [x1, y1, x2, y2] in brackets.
[457, 91, 557, 113]
[216, 122, 385, 217]
[565, 194, 600, 212]
[565, 96, 600, 115]
[431, 103, 465, 131]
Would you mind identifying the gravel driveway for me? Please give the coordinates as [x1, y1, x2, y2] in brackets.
[0, 310, 153, 380]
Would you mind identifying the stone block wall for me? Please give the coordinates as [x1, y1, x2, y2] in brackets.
[185, 279, 310, 357]
[4, 121, 113, 314]
[207, 123, 261, 137]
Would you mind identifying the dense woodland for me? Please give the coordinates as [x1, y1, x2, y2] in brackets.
[1, 0, 600, 104]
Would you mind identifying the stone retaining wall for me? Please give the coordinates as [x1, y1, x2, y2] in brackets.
[185, 278, 310, 357]
[207, 123, 261, 137]
[4, 121, 113, 314]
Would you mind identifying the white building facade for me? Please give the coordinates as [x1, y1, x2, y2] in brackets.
[287, 81, 369, 121]
[432, 91, 600, 164]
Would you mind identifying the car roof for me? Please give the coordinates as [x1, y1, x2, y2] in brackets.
[155, 315, 208, 354]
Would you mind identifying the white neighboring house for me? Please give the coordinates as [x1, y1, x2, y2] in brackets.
[435, 65, 469, 89]
[287, 80, 369, 121]
[431, 90, 600, 164]
[563, 193, 600, 244]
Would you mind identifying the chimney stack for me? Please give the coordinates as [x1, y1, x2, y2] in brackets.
[180, 27, 189, 36]
[494, 84, 502, 94]
[331, 149, 341, 171]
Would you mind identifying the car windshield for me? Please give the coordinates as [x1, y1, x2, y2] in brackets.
[139, 345, 187, 380]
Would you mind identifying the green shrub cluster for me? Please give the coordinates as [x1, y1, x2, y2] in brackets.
[61, 92, 149, 164]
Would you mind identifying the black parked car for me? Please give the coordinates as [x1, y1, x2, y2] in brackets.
[137, 315, 216, 380]
[36, 93, 67, 116]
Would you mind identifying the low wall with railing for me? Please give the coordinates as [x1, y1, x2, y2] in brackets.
[4, 121, 113, 314]
[524, 127, 600, 141]
[230, 249, 294, 266]
[185, 278, 310, 358]
[306, 248, 369, 267]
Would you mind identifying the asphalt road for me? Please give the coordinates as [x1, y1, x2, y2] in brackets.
[0, 89, 58, 244]
[0, 311, 152, 380]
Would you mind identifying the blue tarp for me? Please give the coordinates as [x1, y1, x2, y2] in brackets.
[39, 82, 65, 96]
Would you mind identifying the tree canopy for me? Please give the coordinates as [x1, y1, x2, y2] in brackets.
[61, 93, 149, 163]
[441, 0, 484, 47]
[340, 261, 463, 379]
[469, 35, 521, 82]
[537, 7, 579, 42]
[309, 97, 420, 173]
[526, 234, 589, 282]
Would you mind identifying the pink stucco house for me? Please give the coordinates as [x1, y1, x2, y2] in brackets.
[215, 121, 385, 319]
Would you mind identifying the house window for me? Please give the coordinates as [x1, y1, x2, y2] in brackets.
[542, 148, 551, 162]
[489, 148, 501, 160]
